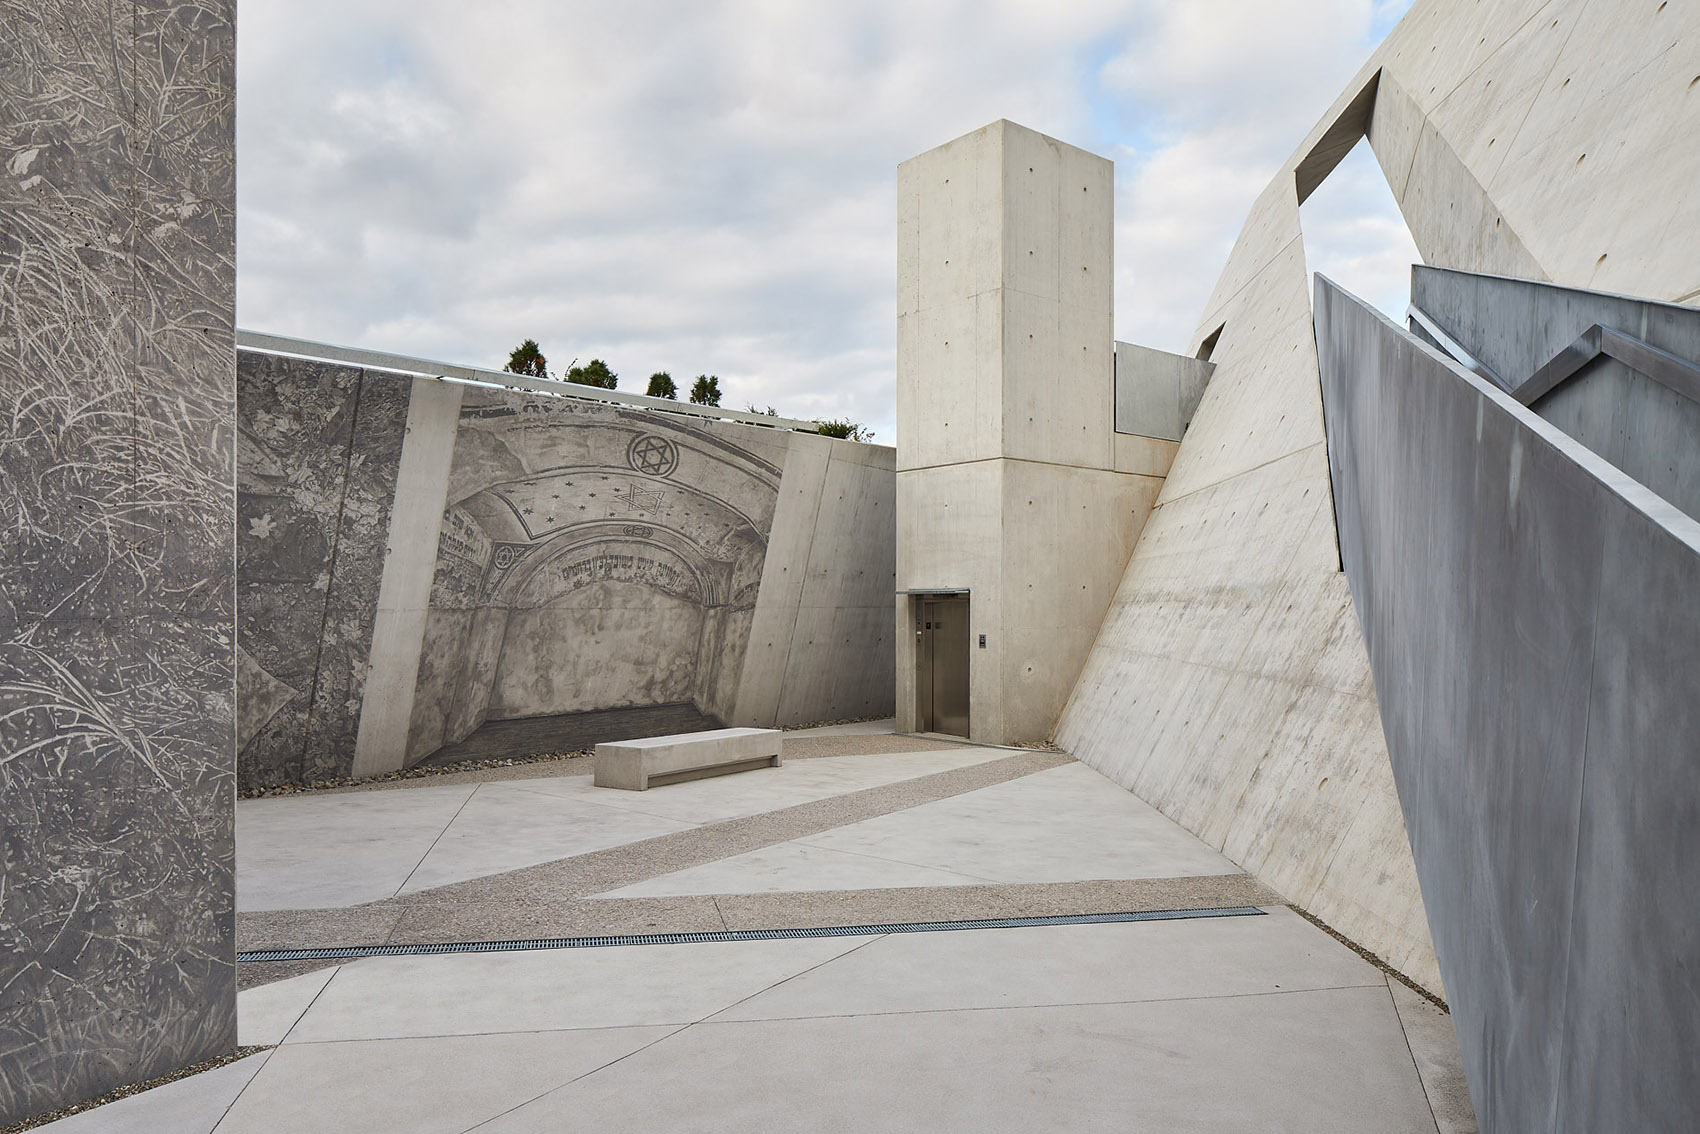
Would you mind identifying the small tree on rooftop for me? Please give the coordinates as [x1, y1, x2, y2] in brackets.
[566, 359, 617, 389]
[816, 418, 874, 442]
[688, 374, 721, 406]
[504, 338, 548, 378]
[646, 371, 678, 399]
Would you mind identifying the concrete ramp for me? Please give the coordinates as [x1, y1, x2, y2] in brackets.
[1316, 272, 1700, 1132]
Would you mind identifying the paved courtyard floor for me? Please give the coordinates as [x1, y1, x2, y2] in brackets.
[39, 723, 1476, 1132]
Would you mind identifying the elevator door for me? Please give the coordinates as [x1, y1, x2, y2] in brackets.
[918, 597, 970, 736]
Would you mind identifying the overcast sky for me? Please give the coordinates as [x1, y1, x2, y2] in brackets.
[237, 0, 1418, 440]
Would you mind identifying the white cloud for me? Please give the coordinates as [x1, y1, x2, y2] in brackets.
[237, 0, 1415, 440]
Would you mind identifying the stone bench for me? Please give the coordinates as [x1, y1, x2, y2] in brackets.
[593, 727, 784, 791]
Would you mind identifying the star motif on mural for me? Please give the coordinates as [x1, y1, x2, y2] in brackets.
[616, 484, 663, 514]
[625, 434, 679, 478]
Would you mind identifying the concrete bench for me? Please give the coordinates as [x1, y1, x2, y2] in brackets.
[593, 727, 784, 790]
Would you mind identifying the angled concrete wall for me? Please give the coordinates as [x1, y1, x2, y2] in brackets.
[1056, 0, 1700, 1002]
[1318, 273, 1700, 1133]
[237, 354, 894, 788]
[1411, 265, 1700, 523]
[0, 0, 237, 1123]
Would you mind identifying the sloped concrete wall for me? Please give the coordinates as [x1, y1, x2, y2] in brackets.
[0, 0, 238, 1122]
[237, 356, 895, 787]
[1318, 274, 1700, 1133]
[1056, 0, 1700, 999]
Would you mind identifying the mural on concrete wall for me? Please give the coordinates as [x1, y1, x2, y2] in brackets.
[236, 354, 410, 791]
[236, 356, 895, 787]
[407, 392, 783, 760]
[0, 0, 238, 1123]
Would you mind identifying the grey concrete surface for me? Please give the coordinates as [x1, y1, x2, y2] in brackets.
[235, 967, 338, 1046]
[595, 761, 1241, 898]
[593, 726, 783, 790]
[32, 1053, 268, 1134]
[1317, 274, 1700, 1133]
[1389, 979, 1479, 1134]
[203, 917, 1445, 1133]
[1114, 340, 1214, 440]
[1412, 265, 1700, 522]
[140, 733, 1465, 1131]
[237, 747, 1013, 912]
[0, 0, 238, 1122]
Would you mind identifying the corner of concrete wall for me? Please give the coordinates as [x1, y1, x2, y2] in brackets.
[734, 433, 897, 727]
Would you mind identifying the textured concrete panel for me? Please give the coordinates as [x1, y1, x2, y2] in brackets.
[236, 354, 410, 790]
[1318, 276, 1700, 1133]
[1113, 341, 1214, 441]
[0, 0, 237, 1122]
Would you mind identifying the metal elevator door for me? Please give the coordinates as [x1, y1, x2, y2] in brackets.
[918, 597, 970, 736]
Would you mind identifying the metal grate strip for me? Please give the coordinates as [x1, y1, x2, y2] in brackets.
[238, 906, 1266, 963]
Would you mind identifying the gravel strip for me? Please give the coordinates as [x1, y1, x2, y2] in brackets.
[235, 876, 1279, 985]
[237, 749, 1070, 953]
[240, 750, 593, 798]
[395, 749, 1073, 904]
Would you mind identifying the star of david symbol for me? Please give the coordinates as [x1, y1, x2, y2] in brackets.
[626, 434, 680, 478]
[615, 484, 664, 514]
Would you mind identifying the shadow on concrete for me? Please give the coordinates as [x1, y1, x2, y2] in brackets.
[413, 703, 724, 767]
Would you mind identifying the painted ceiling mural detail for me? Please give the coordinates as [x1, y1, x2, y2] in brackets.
[406, 395, 784, 761]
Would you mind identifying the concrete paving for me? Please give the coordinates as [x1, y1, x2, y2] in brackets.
[44, 917, 1453, 1133]
[56, 736, 1475, 1132]
[237, 746, 1006, 910]
[594, 761, 1240, 897]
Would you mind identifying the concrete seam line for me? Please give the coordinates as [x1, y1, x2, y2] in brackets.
[1287, 903, 1447, 1012]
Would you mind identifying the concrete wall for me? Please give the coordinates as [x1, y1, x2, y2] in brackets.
[0, 0, 237, 1123]
[1054, 0, 1700, 1002]
[237, 354, 894, 787]
[895, 120, 1160, 745]
[1114, 342, 1213, 442]
[1412, 265, 1700, 523]
[1318, 274, 1700, 1133]
[237, 354, 411, 789]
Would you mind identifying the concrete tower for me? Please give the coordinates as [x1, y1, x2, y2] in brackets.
[895, 120, 1158, 745]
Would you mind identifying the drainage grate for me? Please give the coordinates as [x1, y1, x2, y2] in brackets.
[237, 906, 1266, 963]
